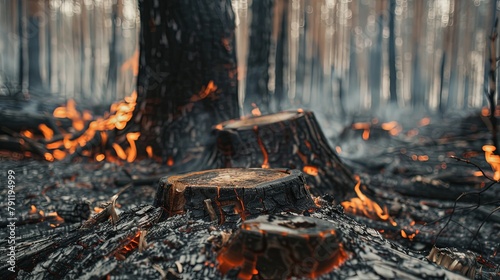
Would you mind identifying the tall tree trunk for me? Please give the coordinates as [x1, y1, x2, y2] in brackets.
[388, 0, 397, 104]
[27, 0, 43, 93]
[132, 0, 239, 168]
[244, 0, 274, 114]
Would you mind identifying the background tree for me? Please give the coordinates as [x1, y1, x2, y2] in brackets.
[129, 0, 240, 167]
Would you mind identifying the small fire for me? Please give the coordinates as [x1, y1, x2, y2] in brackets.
[381, 121, 402, 136]
[38, 124, 54, 140]
[22, 130, 34, 138]
[121, 49, 139, 76]
[254, 126, 269, 168]
[401, 229, 419, 241]
[29, 205, 37, 214]
[352, 122, 370, 140]
[303, 165, 319, 176]
[41, 91, 138, 162]
[146, 146, 153, 158]
[251, 103, 261, 117]
[482, 145, 500, 180]
[341, 177, 390, 221]
[418, 117, 431, 127]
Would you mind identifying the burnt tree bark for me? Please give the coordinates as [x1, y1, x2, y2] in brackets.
[244, 0, 274, 114]
[130, 0, 239, 167]
[217, 214, 348, 279]
[153, 168, 315, 223]
[213, 110, 357, 200]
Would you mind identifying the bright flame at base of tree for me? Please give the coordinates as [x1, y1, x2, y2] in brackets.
[341, 177, 390, 221]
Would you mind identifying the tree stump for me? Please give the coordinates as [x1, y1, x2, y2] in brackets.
[153, 168, 315, 223]
[217, 214, 349, 279]
[214, 110, 356, 199]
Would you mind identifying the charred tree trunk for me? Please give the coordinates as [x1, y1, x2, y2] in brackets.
[154, 168, 315, 223]
[388, 0, 397, 104]
[131, 0, 239, 167]
[27, 0, 43, 93]
[244, 0, 274, 114]
[213, 110, 357, 200]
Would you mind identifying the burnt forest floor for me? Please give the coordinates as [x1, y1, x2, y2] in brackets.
[1, 109, 500, 279]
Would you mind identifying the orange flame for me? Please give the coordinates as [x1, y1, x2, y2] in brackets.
[381, 121, 402, 136]
[38, 124, 54, 140]
[303, 165, 319, 176]
[251, 103, 261, 117]
[401, 229, 418, 241]
[29, 205, 37, 214]
[146, 146, 153, 158]
[42, 91, 138, 162]
[254, 126, 269, 168]
[341, 177, 390, 221]
[22, 130, 34, 138]
[418, 117, 431, 127]
[121, 49, 139, 76]
[483, 145, 500, 180]
[126, 132, 141, 163]
[95, 154, 105, 162]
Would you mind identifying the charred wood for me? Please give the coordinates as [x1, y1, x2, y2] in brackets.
[214, 110, 357, 200]
[131, 0, 239, 166]
[153, 168, 315, 223]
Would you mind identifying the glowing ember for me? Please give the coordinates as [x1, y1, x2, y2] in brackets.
[114, 230, 145, 260]
[381, 121, 402, 136]
[401, 229, 419, 241]
[22, 130, 33, 138]
[381, 121, 398, 130]
[95, 154, 105, 162]
[362, 129, 370, 140]
[167, 156, 174, 167]
[341, 177, 390, 221]
[352, 122, 370, 130]
[482, 145, 500, 180]
[29, 205, 37, 214]
[38, 124, 54, 140]
[418, 117, 431, 127]
[481, 107, 489, 117]
[303, 165, 319, 176]
[251, 103, 261, 116]
[146, 146, 153, 158]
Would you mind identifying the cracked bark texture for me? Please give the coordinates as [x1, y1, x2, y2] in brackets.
[131, 0, 239, 167]
[214, 110, 357, 200]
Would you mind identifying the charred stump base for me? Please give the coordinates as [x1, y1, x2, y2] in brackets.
[217, 214, 349, 279]
[214, 110, 356, 199]
[153, 168, 315, 223]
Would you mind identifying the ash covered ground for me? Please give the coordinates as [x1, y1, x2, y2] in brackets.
[1, 110, 499, 279]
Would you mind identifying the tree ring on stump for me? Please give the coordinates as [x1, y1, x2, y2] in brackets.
[223, 111, 301, 129]
[217, 214, 349, 279]
[153, 168, 316, 223]
[214, 109, 356, 199]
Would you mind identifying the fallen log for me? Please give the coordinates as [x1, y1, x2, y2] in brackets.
[153, 168, 315, 223]
[214, 110, 357, 200]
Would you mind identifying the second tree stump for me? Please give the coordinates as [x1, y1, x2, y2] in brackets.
[214, 110, 356, 199]
[153, 168, 315, 223]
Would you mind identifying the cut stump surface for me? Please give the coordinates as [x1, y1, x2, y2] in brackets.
[153, 168, 315, 223]
[214, 110, 357, 199]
